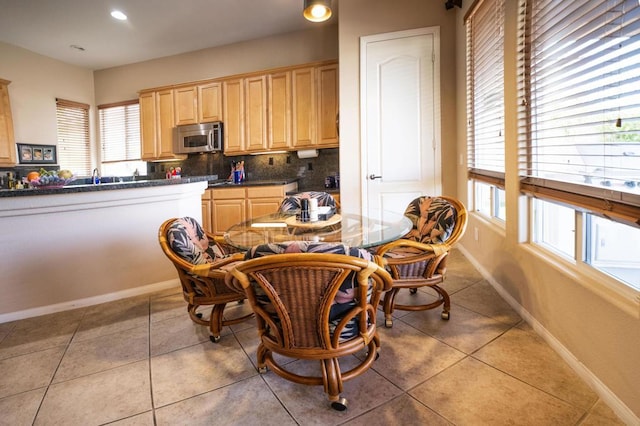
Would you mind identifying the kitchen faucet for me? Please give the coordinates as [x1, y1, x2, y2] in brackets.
[92, 168, 101, 185]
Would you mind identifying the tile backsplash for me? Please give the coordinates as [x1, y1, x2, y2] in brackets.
[157, 148, 339, 191]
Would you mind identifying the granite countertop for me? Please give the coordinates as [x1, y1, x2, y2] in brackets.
[0, 176, 300, 198]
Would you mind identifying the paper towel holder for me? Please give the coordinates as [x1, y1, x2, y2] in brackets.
[297, 149, 319, 159]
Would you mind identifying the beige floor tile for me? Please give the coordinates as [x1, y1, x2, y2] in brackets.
[0, 387, 46, 426]
[72, 296, 150, 343]
[373, 320, 466, 390]
[453, 279, 522, 325]
[0, 347, 65, 399]
[262, 356, 403, 425]
[155, 375, 297, 426]
[150, 293, 189, 323]
[108, 411, 155, 425]
[148, 285, 182, 300]
[474, 326, 598, 411]
[580, 399, 628, 426]
[401, 303, 512, 354]
[233, 327, 297, 371]
[35, 360, 152, 425]
[342, 394, 453, 426]
[410, 357, 584, 425]
[150, 313, 213, 356]
[0, 312, 81, 360]
[150, 338, 257, 407]
[53, 325, 149, 383]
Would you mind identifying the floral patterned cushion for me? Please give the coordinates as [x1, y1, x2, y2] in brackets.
[403, 196, 457, 244]
[278, 191, 337, 214]
[167, 217, 225, 265]
[245, 241, 373, 342]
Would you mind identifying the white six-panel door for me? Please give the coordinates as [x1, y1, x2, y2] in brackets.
[360, 27, 441, 219]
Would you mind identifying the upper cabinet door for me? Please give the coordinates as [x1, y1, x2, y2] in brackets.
[223, 78, 245, 154]
[174, 86, 198, 126]
[139, 91, 158, 160]
[268, 71, 292, 150]
[244, 75, 268, 152]
[198, 82, 223, 123]
[317, 64, 339, 147]
[291, 67, 316, 148]
[0, 79, 17, 167]
[156, 89, 176, 158]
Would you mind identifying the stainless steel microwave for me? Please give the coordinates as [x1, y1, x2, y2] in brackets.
[174, 122, 223, 154]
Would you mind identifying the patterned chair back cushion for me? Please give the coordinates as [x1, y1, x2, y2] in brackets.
[167, 217, 225, 265]
[278, 191, 337, 214]
[403, 196, 457, 244]
[245, 241, 373, 342]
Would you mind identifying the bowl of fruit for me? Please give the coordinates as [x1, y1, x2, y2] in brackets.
[28, 169, 75, 188]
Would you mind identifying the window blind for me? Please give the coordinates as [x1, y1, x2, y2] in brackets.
[518, 0, 640, 226]
[56, 98, 90, 176]
[98, 100, 141, 163]
[466, 0, 506, 187]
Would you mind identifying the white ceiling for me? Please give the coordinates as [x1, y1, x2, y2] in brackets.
[0, 0, 337, 71]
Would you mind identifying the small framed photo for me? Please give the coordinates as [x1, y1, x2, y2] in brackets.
[17, 143, 57, 164]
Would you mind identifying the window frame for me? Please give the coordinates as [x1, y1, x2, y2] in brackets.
[56, 98, 91, 176]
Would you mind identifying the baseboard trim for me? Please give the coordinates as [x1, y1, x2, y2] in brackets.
[456, 245, 638, 425]
[0, 279, 181, 324]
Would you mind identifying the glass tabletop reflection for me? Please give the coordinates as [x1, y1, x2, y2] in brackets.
[224, 209, 412, 250]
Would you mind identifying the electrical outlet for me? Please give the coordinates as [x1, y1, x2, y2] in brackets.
[474, 227, 479, 241]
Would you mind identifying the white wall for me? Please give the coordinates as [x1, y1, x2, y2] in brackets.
[94, 26, 338, 104]
[0, 42, 95, 149]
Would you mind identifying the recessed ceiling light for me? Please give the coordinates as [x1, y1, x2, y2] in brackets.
[110, 10, 127, 21]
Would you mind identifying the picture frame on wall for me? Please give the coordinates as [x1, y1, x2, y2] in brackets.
[17, 143, 57, 164]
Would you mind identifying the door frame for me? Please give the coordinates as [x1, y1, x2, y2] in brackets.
[359, 26, 442, 215]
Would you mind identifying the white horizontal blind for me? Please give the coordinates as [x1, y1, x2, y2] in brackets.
[519, 0, 640, 224]
[99, 100, 141, 163]
[466, 0, 506, 187]
[56, 99, 90, 176]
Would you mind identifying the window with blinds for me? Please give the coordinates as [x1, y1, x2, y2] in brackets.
[98, 100, 141, 163]
[56, 99, 90, 176]
[518, 0, 640, 226]
[466, 0, 506, 187]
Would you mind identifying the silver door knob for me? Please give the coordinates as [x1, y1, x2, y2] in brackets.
[369, 174, 382, 180]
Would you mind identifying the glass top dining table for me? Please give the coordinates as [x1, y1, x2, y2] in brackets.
[223, 209, 413, 250]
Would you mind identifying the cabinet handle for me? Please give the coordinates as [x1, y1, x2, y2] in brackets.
[369, 174, 382, 180]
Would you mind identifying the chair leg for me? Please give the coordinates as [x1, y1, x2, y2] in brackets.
[433, 284, 451, 320]
[209, 304, 226, 343]
[187, 304, 208, 326]
[382, 288, 399, 328]
[321, 358, 347, 411]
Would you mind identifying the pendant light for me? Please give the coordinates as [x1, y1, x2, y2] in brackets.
[303, 0, 332, 22]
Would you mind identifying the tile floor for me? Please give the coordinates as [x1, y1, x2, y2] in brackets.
[0, 249, 627, 425]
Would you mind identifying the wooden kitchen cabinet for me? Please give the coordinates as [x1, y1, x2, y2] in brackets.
[244, 75, 268, 152]
[268, 71, 292, 150]
[201, 189, 213, 234]
[222, 78, 245, 155]
[291, 67, 316, 148]
[140, 89, 184, 161]
[198, 82, 222, 122]
[0, 79, 17, 167]
[210, 187, 247, 236]
[317, 64, 339, 147]
[174, 85, 198, 125]
[204, 182, 298, 235]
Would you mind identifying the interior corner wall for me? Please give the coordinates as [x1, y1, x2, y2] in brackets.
[337, 0, 458, 215]
[0, 42, 95, 150]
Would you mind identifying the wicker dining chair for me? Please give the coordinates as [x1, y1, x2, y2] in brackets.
[158, 217, 253, 342]
[225, 241, 393, 411]
[375, 196, 468, 326]
[278, 191, 339, 213]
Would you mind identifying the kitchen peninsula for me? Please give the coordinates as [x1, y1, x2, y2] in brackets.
[0, 177, 293, 321]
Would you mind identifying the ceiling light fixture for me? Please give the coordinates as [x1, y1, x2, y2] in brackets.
[110, 10, 127, 21]
[303, 0, 332, 23]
